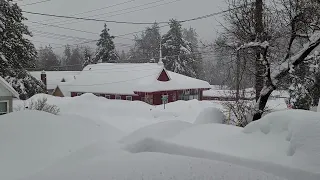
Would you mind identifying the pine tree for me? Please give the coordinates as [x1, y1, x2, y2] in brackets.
[95, 24, 117, 63]
[161, 19, 197, 77]
[69, 47, 82, 70]
[0, 0, 45, 99]
[183, 27, 204, 79]
[64, 45, 72, 65]
[129, 23, 161, 63]
[37, 45, 60, 70]
[82, 46, 93, 68]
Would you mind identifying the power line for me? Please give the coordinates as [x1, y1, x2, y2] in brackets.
[22, 10, 168, 25]
[34, 0, 136, 24]
[30, 6, 241, 50]
[28, 21, 134, 40]
[29, 21, 99, 35]
[20, 0, 51, 7]
[52, 0, 178, 27]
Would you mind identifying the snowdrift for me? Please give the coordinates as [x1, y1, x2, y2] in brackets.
[194, 107, 226, 124]
[244, 110, 320, 173]
[119, 120, 193, 144]
[169, 110, 320, 174]
[22, 139, 285, 180]
[125, 138, 315, 180]
[15, 94, 219, 132]
[0, 111, 123, 180]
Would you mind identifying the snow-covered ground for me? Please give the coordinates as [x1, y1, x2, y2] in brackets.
[1, 94, 319, 180]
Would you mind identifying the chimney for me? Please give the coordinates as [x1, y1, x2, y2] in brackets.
[41, 71, 47, 93]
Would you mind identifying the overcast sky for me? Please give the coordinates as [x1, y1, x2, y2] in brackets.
[17, 0, 227, 54]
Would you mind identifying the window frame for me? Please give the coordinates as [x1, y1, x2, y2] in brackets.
[0, 100, 9, 115]
[115, 95, 121, 100]
[126, 96, 133, 101]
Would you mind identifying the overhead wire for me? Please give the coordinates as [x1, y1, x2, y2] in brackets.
[34, 0, 136, 24]
[28, 4, 245, 50]
[51, 0, 180, 27]
[20, 0, 51, 7]
[22, 10, 169, 25]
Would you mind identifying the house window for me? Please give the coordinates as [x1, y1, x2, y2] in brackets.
[0, 101, 8, 115]
[126, 96, 132, 101]
[105, 95, 110, 99]
[115, 95, 121, 100]
[172, 93, 176, 101]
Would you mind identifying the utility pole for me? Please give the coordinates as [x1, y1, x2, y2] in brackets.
[255, 0, 265, 101]
[236, 48, 241, 102]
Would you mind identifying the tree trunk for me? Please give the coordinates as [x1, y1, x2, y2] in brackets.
[255, 0, 264, 101]
[236, 50, 241, 101]
[252, 87, 274, 121]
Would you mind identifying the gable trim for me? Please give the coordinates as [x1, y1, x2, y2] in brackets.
[156, 68, 171, 82]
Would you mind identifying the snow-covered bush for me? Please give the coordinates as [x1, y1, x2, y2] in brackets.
[223, 100, 271, 127]
[15, 97, 60, 115]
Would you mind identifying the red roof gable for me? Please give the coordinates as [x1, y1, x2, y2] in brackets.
[157, 69, 170, 82]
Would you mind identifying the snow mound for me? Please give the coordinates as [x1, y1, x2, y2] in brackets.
[125, 138, 313, 180]
[119, 120, 193, 144]
[194, 107, 226, 124]
[0, 111, 123, 180]
[244, 110, 320, 173]
[22, 141, 286, 180]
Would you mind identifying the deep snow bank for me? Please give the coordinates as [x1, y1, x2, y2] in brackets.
[22, 139, 286, 180]
[0, 111, 123, 180]
[169, 110, 320, 174]
[120, 120, 193, 144]
[194, 107, 226, 124]
[15, 94, 221, 132]
[244, 110, 320, 173]
[125, 138, 315, 180]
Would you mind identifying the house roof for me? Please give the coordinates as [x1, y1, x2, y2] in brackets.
[203, 87, 289, 99]
[59, 63, 210, 95]
[0, 76, 20, 98]
[29, 71, 80, 90]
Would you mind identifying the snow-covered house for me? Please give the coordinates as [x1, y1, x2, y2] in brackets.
[203, 87, 289, 101]
[52, 63, 211, 105]
[29, 71, 80, 94]
[0, 76, 19, 115]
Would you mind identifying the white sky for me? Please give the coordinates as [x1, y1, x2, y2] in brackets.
[17, 0, 227, 54]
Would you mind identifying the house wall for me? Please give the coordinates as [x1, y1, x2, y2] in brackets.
[70, 89, 205, 105]
[0, 84, 13, 97]
[0, 96, 13, 113]
[71, 92, 141, 101]
[52, 87, 64, 97]
[157, 69, 170, 81]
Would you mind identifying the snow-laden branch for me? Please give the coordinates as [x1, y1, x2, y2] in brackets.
[271, 32, 320, 85]
[236, 41, 269, 51]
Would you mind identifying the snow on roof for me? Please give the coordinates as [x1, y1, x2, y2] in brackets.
[60, 63, 210, 95]
[29, 71, 80, 90]
[203, 87, 289, 99]
[0, 76, 20, 98]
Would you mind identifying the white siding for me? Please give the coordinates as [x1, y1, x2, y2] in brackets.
[0, 84, 12, 97]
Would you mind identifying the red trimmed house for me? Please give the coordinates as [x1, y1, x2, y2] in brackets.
[52, 63, 211, 105]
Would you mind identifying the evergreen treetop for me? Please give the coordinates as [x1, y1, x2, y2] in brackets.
[95, 24, 118, 63]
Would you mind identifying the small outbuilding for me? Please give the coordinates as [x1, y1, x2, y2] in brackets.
[0, 76, 19, 115]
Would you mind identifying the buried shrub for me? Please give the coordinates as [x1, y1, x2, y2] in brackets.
[16, 97, 60, 115]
